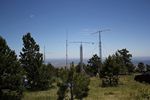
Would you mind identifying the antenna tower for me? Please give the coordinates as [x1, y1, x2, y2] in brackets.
[70, 41, 94, 72]
[44, 45, 45, 63]
[65, 30, 68, 69]
[91, 29, 110, 74]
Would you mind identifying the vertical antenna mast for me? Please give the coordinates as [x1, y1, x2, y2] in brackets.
[80, 42, 83, 72]
[66, 30, 68, 69]
[69, 41, 94, 72]
[91, 29, 110, 74]
[44, 45, 45, 63]
[99, 31, 102, 64]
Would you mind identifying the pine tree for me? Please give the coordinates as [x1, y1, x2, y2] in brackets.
[146, 64, 150, 72]
[20, 33, 51, 90]
[101, 55, 120, 87]
[57, 68, 69, 100]
[73, 72, 90, 99]
[138, 62, 145, 73]
[0, 36, 23, 100]
[86, 54, 101, 76]
[117, 48, 133, 74]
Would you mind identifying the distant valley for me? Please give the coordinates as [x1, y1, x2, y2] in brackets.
[45, 57, 150, 67]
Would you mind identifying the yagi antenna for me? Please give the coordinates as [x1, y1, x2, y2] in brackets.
[91, 28, 110, 74]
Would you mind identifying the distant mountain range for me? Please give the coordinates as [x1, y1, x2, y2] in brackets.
[132, 57, 150, 65]
[45, 57, 150, 67]
[45, 58, 87, 67]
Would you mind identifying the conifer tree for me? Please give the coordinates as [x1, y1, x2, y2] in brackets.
[101, 55, 120, 87]
[138, 62, 145, 73]
[86, 54, 101, 76]
[117, 48, 133, 74]
[0, 36, 23, 100]
[20, 33, 51, 90]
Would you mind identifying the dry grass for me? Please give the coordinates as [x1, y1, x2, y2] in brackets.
[22, 75, 150, 100]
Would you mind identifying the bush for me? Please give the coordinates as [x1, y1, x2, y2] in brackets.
[101, 55, 120, 87]
[0, 90, 22, 100]
[57, 63, 90, 100]
[102, 76, 118, 87]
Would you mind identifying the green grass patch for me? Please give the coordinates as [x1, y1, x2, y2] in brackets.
[22, 75, 150, 100]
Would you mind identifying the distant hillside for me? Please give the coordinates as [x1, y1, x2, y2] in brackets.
[132, 57, 150, 65]
[45, 58, 88, 67]
[45, 57, 150, 67]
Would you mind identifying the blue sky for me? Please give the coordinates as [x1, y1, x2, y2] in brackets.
[0, 0, 150, 59]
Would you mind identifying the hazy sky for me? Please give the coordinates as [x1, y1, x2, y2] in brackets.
[0, 0, 150, 59]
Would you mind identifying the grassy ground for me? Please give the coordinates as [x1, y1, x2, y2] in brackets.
[22, 75, 150, 100]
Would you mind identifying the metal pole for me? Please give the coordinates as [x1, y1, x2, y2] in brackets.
[69, 41, 93, 72]
[44, 45, 45, 64]
[80, 43, 83, 72]
[66, 31, 68, 69]
[99, 31, 102, 74]
[91, 29, 110, 74]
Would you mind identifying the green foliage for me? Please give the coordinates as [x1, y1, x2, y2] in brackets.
[22, 75, 150, 100]
[37, 64, 54, 90]
[137, 62, 145, 73]
[118, 48, 132, 64]
[57, 68, 69, 100]
[126, 63, 135, 74]
[134, 88, 150, 100]
[57, 63, 90, 100]
[56, 68, 69, 100]
[117, 48, 134, 74]
[20, 33, 51, 90]
[76, 62, 86, 73]
[86, 54, 101, 76]
[101, 55, 120, 87]
[101, 48, 134, 87]
[73, 72, 90, 99]
[0, 36, 23, 100]
[47, 63, 57, 77]
[57, 82, 68, 100]
[146, 64, 150, 72]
